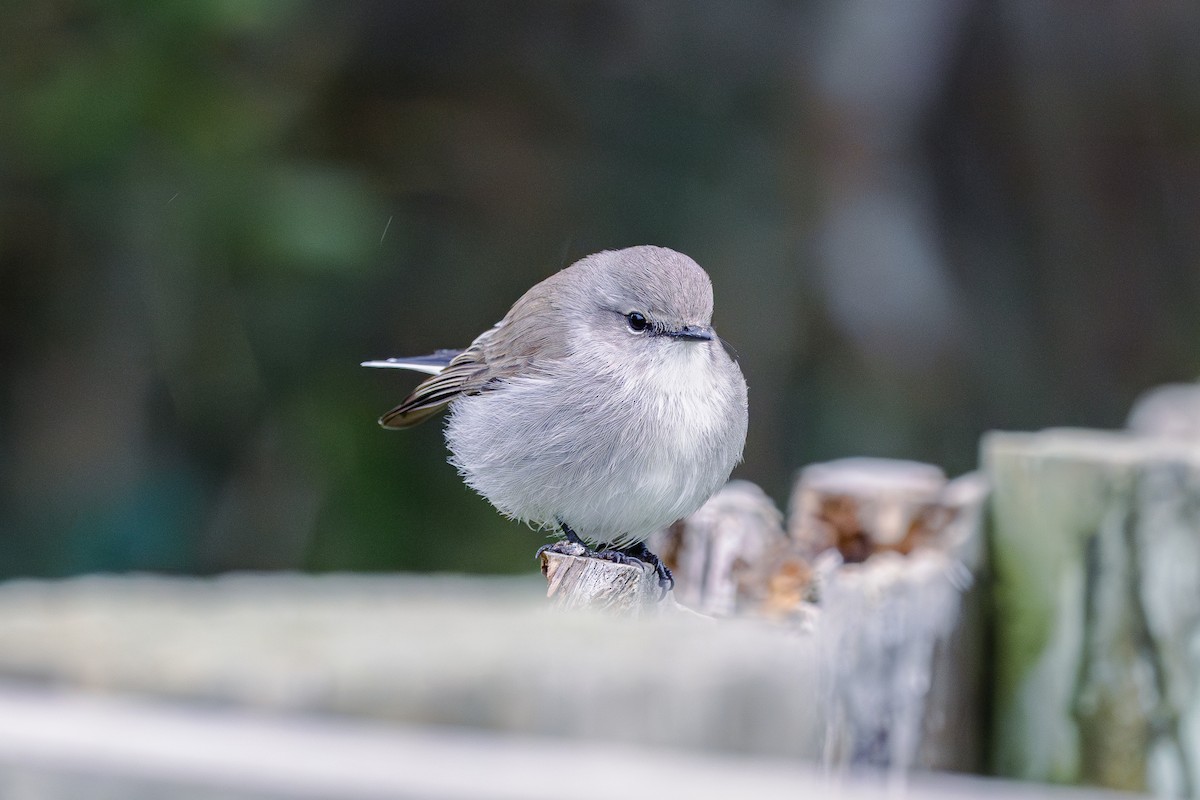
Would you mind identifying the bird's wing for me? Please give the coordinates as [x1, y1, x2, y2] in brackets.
[376, 279, 568, 429]
[376, 346, 491, 429]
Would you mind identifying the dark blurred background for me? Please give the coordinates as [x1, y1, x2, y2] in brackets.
[2, 1, 1197, 578]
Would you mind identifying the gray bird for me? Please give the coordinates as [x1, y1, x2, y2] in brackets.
[363, 246, 749, 589]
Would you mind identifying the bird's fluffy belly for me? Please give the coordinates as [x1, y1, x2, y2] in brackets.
[444, 362, 735, 547]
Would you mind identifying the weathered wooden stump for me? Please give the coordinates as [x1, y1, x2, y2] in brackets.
[789, 457, 959, 562]
[987, 428, 1200, 795]
[538, 541, 665, 613]
[1127, 381, 1200, 439]
[789, 462, 987, 774]
[647, 480, 789, 617]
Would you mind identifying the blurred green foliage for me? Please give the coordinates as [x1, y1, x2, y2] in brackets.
[2, 2, 1198, 578]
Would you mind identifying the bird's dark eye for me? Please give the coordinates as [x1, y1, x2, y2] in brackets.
[625, 312, 649, 332]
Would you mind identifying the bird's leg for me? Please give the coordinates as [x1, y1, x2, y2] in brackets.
[558, 520, 586, 546]
[535, 519, 587, 559]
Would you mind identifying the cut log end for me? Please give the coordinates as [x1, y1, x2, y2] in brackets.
[538, 542, 683, 615]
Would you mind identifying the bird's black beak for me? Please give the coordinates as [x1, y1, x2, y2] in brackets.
[668, 324, 714, 341]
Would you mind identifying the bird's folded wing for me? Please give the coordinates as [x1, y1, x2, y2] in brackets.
[378, 349, 489, 428]
[376, 279, 568, 429]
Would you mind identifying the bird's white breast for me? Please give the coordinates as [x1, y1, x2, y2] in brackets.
[444, 339, 746, 547]
[642, 344, 730, 440]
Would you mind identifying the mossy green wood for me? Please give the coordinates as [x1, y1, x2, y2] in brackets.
[986, 429, 1200, 794]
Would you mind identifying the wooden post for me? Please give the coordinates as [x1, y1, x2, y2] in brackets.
[538, 542, 666, 614]
[785, 461, 987, 774]
[986, 428, 1200, 795]
[1127, 381, 1200, 439]
[788, 457, 954, 561]
[647, 480, 789, 617]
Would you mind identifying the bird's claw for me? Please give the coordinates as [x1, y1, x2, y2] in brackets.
[596, 546, 674, 599]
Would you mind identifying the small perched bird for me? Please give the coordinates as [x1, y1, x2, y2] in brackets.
[363, 246, 748, 590]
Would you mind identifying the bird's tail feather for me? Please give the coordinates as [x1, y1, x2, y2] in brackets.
[364, 349, 470, 429]
[360, 349, 463, 376]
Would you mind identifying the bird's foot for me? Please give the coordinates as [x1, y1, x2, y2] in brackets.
[590, 547, 645, 570]
[591, 543, 673, 599]
[623, 542, 675, 596]
[537, 521, 590, 561]
[536, 539, 585, 560]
